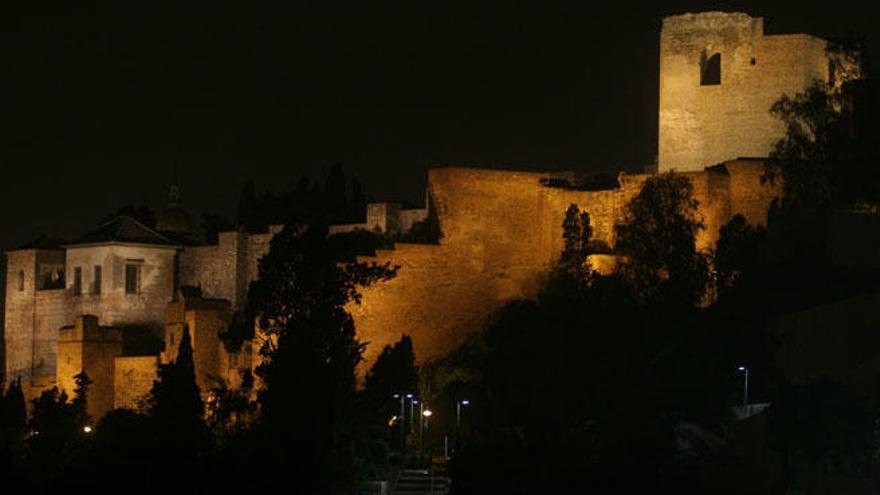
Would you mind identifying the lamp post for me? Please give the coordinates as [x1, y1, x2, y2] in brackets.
[408, 395, 416, 435]
[738, 366, 749, 409]
[456, 399, 469, 453]
[421, 407, 432, 448]
[394, 393, 406, 449]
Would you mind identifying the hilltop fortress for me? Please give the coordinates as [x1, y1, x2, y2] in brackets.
[3, 12, 848, 420]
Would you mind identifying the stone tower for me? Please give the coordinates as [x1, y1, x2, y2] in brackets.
[3, 245, 66, 384]
[658, 12, 831, 172]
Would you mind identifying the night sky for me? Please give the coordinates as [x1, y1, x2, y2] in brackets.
[2, 2, 875, 250]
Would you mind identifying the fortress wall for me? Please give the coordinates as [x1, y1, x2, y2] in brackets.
[352, 168, 649, 370]
[188, 307, 231, 392]
[4, 250, 37, 382]
[180, 232, 246, 308]
[352, 165, 780, 372]
[246, 230, 276, 298]
[727, 160, 782, 227]
[33, 289, 68, 381]
[57, 316, 122, 420]
[114, 355, 158, 410]
[351, 244, 495, 370]
[400, 208, 429, 232]
[179, 245, 222, 296]
[659, 13, 830, 173]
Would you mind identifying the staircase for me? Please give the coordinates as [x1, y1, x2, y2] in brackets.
[392, 468, 450, 495]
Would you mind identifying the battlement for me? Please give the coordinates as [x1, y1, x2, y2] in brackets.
[662, 12, 764, 36]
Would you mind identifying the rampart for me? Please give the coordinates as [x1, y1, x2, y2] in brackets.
[351, 162, 779, 371]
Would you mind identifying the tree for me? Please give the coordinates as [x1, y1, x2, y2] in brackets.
[202, 213, 234, 244]
[323, 163, 348, 221]
[349, 177, 367, 223]
[148, 326, 208, 475]
[0, 379, 26, 481]
[764, 82, 845, 208]
[615, 173, 709, 309]
[764, 45, 878, 208]
[362, 335, 419, 447]
[237, 180, 260, 231]
[559, 203, 593, 283]
[26, 384, 92, 489]
[246, 222, 397, 491]
[769, 378, 876, 483]
[713, 214, 764, 296]
[71, 371, 92, 428]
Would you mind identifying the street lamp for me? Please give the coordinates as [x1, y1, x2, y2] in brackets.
[409, 398, 418, 435]
[737, 366, 749, 408]
[456, 399, 469, 453]
[420, 405, 432, 448]
[393, 393, 406, 449]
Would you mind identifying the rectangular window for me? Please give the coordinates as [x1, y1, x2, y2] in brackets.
[73, 267, 82, 295]
[700, 52, 721, 86]
[125, 263, 141, 294]
[93, 265, 102, 295]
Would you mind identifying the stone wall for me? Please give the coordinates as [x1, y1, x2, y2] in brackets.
[114, 355, 158, 410]
[179, 227, 278, 311]
[351, 164, 779, 372]
[163, 294, 235, 393]
[3, 249, 70, 384]
[179, 231, 247, 309]
[659, 12, 830, 172]
[57, 315, 122, 420]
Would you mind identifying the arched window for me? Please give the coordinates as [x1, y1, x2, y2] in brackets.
[17, 270, 25, 291]
[701, 52, 721, 86]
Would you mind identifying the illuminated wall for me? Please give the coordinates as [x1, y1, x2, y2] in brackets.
[659, 12, 830, 172]
[351, 162, 780, 373]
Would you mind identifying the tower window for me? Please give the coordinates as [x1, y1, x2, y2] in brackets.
[18, 270, 25, 291]
[73, 267, 82, 295]
[93, 265, 102, 295]
[125, 263, 142, 294]
[701, 52, 721, 86]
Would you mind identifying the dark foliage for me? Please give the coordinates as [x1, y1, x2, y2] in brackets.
[764, 76, 880, 208]
[713, 214, 765, 297]
[148, 325, 209, 464]
[361, 335, 419, 449]
[769, 378, 876, 482]
[615, 172, 709, 310]
[202, 213, 235, 244]
[241, 222, 397, 492]
[397, 214, 443, 244]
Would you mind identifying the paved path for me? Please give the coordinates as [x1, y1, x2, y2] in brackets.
[392, 468, 450, 495]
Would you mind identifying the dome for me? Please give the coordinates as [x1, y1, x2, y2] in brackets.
[156, 181, 204, 244]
